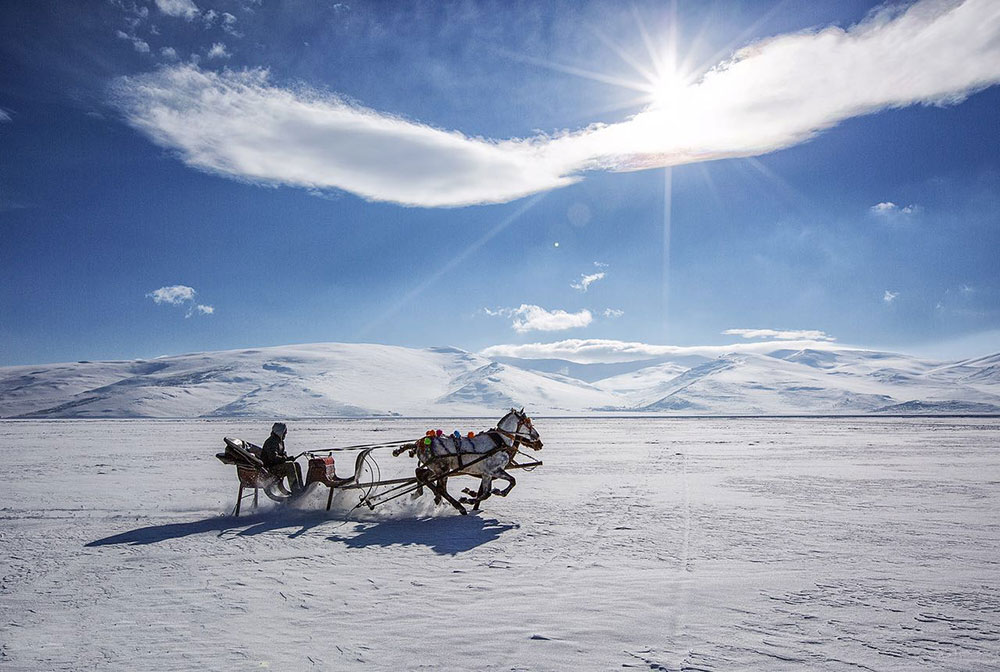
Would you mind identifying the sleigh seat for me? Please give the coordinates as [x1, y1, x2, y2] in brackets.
[216, 437, 283, 516]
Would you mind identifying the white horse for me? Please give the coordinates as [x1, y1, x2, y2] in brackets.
[394, 408, 543, 514]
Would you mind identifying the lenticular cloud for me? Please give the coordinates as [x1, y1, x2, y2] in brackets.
[113, 0, 1000, 208]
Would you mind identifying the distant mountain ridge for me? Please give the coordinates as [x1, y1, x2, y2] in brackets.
[1, 342, 998, 418]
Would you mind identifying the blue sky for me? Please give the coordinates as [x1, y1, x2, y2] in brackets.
[1, 0, 999, 366]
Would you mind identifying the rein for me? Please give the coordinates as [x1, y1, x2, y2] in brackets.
[492, 415, 543, 450]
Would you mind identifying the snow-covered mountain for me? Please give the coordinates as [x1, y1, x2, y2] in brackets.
[0, 343, 622, 418]
[1, 342, 998, 418]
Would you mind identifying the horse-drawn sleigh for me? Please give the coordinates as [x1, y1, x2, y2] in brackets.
[215, 409, 543, 516]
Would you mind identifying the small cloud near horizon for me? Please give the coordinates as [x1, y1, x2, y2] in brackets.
[884, 290, 899, 303]
[723, 328, 835, 341]
[147, 284, 214, 317]
[481, 338, 857, 364]
[485, 304, 593, 333]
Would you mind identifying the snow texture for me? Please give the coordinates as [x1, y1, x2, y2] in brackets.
[1, 417, 999, 670]
[1, 343, 998, 418]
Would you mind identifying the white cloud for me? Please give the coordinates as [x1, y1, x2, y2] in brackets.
[603, 308, 624, 318]
[112, 65, 575, 207]
[884, 290, 899, 303]
[0, 109, 11, 123]
[147, 285, 215, 317]
[160, 46, 179, 60]
[481, 338, 858, 364]
[202, 8, 218, 25]
[221, 12, 241, 37]
[155, 0, 199, 19]
[116, 30, 150, 53]
[113, 0, 1000, 207]
[570, 271, 605, 292]
[206, 42, 230, 59]
[723, 328, 835, 341]
[486, 305, 593, 332]
[871, 201, 921, 216]
[147, 284, 196, 305]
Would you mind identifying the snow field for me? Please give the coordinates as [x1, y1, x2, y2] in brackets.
[1, 417, 999, 670]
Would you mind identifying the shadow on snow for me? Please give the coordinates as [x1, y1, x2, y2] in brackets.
[86, 511, 517, 555]
[327, 516, 519, 555]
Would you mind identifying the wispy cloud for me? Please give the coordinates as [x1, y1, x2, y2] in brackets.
[486, 305, 593, 332]
[571, 271, 605, 292]
[221, 12, 241, 37]
[723, 328, 835, 341]
[160, 46, 179, 60]
[603, 308, 624, 318]
[481, 338, 858, 364]
[155, 0, 200, 20]
[116, 30, 150, 53]
[112, 66, 574, 207]
[113, 0, 1000, 207]
[0, 108, 11, 123]
[884, 290, 899, 303]
[147, 285, 214, 317]
[206, 42, 230, 59]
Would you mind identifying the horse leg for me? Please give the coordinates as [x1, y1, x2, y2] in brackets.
[473, 475, 495, 511]
[460, 475, 493, 510]
[491, 469, 516, 496]
[417, 467, 466, 515]
[413, 467, 428, 499]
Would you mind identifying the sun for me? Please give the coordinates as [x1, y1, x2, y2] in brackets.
[645, 69, 692, 110]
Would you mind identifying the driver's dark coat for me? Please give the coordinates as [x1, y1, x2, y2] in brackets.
[261, 433, 287, 468]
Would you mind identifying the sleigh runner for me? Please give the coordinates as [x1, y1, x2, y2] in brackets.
[216, 409, 543, 516]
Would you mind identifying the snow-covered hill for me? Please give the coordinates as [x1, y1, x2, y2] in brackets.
[0, 343, 623, 418]
[1, 342, 998, 417]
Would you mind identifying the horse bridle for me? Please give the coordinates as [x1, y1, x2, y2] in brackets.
[493, 413, 543, 451]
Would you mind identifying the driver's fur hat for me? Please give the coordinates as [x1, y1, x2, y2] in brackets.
[271, 422, 287, 438]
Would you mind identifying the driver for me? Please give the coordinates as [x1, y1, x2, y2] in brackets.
[261, 422, 302, 494]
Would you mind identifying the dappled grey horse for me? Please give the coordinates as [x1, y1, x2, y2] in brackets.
[394, 408, 543, 514]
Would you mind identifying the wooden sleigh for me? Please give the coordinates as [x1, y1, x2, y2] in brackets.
[215, 437, 351, 515]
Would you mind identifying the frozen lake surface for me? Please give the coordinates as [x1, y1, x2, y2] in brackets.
[2, 417, 999, 670]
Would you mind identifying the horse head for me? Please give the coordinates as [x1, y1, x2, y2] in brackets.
[498, 407, 543, 450]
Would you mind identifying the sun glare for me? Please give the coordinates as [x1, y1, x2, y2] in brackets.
[646, 70, 691, 110]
